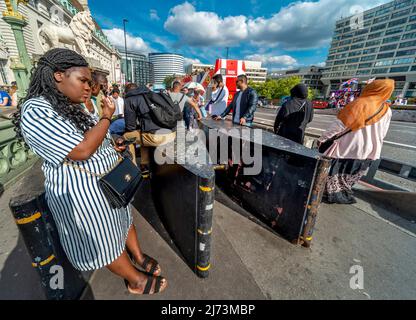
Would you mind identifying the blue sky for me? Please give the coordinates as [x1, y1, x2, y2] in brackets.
[89, 0, 390, 70]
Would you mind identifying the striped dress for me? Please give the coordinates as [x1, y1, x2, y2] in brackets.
[20, 97, 133, 271]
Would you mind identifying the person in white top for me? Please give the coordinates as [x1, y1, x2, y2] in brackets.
[208, 74, 229, 117]
[111, 88, 124, 118]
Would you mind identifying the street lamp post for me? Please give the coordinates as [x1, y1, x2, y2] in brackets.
[123, 19, 129, 83]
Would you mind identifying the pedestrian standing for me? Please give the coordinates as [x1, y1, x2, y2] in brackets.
[273, 83, 314, 144]
[318, 79, 394, 204]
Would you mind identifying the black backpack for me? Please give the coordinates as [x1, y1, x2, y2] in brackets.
[140, 91, 183, 129]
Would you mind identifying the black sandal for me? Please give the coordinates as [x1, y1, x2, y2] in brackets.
[127, 251, 161, 276]
[124, 271, 166, 295]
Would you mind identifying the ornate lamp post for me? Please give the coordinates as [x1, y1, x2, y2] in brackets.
[2, 0, 32, 98]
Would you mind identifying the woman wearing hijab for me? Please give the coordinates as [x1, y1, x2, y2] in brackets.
[318, 79, 394, 204]
[274, 83, 314, 144]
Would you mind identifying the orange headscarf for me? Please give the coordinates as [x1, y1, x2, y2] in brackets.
[337, 79, 395, 131]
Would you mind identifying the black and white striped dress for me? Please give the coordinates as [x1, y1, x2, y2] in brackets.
[20, 97, 133, 271]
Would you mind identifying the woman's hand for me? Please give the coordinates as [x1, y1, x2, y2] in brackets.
[101, 96, 115, 119]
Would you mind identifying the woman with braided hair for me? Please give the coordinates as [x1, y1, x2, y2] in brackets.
[13, 48, 167, 295]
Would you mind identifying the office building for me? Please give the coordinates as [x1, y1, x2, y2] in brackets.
[118, 47, 154, 85]
[244, 60, 268, 83]
[148, 53, 185, 85]
[322, 0, 416, 97]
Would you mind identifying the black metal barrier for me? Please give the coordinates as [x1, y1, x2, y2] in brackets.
[199, 119, 331, 247]
[134, 136, 215, 278]
[9, 192, 90, 300]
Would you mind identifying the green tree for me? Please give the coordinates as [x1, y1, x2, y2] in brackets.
[163, 75, 177, 89]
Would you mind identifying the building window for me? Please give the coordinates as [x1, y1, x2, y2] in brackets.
[341, 33, 354, 39]
[368, 32, 384, 40]
[361, 55, 376, 61]
[348, 50, 362, 57]
[357, 69, 371, 75]
[366, 39, 382, 47]
[391, 8, 411, 19]
[339, 39, 352, 46]
[359, 63, 373, 68]
[393, 58, 414, 64]
[385, 27, 404, 36]
[378, 52, 395, 59]
[372, 68, 389, 74]
[363, 48, 378, 54]
[364, 12, 375, 19]
[383, 35, 401, 44]
[374, 16, 389, 24]
[394, 0, 412, 10]
[337, 46, 350, 53]
[355, 28, 369, 36]
[405, 23, 416, 31]
[411, 65, 416, 71]
[375, 8, 392, 17]
[336, 53, 348, 59]
[402, 32, 416, 40]
[379, 44, 398, 51]
[399, 40, 416, 48]
[344, 64, 359, 70]
[351, 43, 364, 49]
[409, 15, 416, 22]
[390, 66, 410, 72]
[371, 23, 387, 32]
[396, 49, 416, 56]
[352, 36, 366, 43]
[388, 17, 408, 27]
[375, 60, 394, 66]
[334, 60, 345, 65]
[347, 58, 360, 63]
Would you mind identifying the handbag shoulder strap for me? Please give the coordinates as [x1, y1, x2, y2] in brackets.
[328, 102, 386, 143]
[211, 86, 224, 104]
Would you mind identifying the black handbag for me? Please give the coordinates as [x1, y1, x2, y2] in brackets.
[318, 102, 386, 154]
[98, 157, 143, 209]
[65, 156, 142, 209]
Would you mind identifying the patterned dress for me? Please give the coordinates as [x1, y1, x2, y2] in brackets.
[20, 97, 133, 271]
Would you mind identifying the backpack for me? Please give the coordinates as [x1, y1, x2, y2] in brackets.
[140, 91, 183, 129]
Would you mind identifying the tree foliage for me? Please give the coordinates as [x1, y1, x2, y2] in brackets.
[163, 75, 177, 89]
[250, 76, 319, 102]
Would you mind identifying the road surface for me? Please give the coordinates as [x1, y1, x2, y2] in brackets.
[254, 107, 416, 167]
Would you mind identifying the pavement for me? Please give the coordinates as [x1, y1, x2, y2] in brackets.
[1, 161, 415, 300]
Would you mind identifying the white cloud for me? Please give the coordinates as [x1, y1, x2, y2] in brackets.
[164, 1, 248, 47]
[184, 57, 202, 66]
[246, 54, 298, 68]
[164, 0, 390, 50]
[247, 0, 388, 49]
[103, 28, 152, 53]
[150, 9, 160, 21]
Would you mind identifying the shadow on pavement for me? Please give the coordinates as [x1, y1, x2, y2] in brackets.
[0, 234, 45, 300]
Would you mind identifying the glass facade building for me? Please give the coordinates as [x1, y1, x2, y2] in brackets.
[322, 0, 416, 97]
[118, 47, 154, 86]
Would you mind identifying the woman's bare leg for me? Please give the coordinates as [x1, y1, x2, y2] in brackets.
[106, 250, 167, 294]
[125, 224, 162, 276]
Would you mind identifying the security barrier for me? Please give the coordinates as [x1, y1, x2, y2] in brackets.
[200, 119, 331, 247]
[9, 192, 89, 300]
[134, 137, 215, 278]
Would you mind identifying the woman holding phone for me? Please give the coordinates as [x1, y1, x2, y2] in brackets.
[13, 48, 167, 295]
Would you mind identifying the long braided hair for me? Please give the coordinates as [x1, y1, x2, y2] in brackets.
[13, 48, 95, 141]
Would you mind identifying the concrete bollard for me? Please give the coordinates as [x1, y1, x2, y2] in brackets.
[9, 192, 89, 300]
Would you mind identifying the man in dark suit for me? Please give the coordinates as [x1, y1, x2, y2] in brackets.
[214, 74, 258, 127]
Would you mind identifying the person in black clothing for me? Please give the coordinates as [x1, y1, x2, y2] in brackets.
[214, 74, 258, 127]
[123, 85, 176, 175]
[273, 83, 314, 144]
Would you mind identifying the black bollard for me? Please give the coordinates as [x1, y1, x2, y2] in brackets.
[9, 192, 89, 300]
